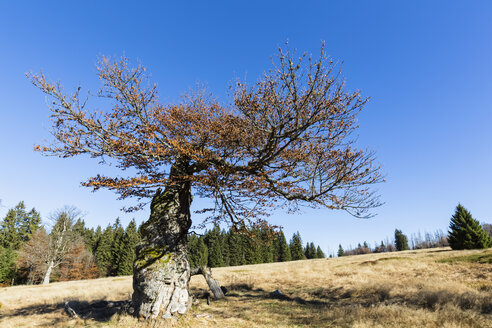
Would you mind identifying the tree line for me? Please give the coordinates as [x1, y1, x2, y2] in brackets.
[0, 201, 325, 286]
[1, 202, 490, 285]
[337, 204, 492, 257]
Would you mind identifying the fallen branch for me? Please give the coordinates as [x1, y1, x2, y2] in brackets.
[64, 301, 79, 319]
[191, 266, 225, 300]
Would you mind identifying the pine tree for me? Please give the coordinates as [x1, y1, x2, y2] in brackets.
[220, 229, 230, 266]
[95, 224, 114, 276]
[394, 229, 409, 251]
[304, 242, 316, 259]
[0, 202, 42, 249]
[227, 229, 244, 266]
[117, 219, 141, 276]
[316, 246, 325, 258]
[0, 246, 16, 284]
[448, 204, 492, 250]
[337, 244, 344, 257]
[110, 218, 125, 275]
[290, 232, 305, 260]
[259, 229, 274, 263]
[72, 218, 95, 250]
[188, 234, 208, 268]
[205, 226, 225, 267]
[277, 230, 291, 262]
[243, 231, 261, 264]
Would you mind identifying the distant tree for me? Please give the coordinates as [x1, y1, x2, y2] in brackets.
[448, 204, 491, 250]
[259, 229, 275, 263]
[188, 234, 208, 268]
[394, 229, 409, 251]
[117, 219, 141, 276]
[304, 242, 316, 259]
[205, 226, 225, 267]
[226, 230, 244, 266]
[72, 218, 95, 250]
[483, 223, 492, 238]
[290, 232, 305, 260]
[42, 208, 82, 284]
[17, 229, 50, 284]
[110, 218, 125, 275]
[337, 244, 344, 257]
[95, 224, 114, 276]
[57, 241, 99, 281]
[316, 246, 325, 258]
[374, 240, 386, 253]
[0, 202, 41, 250]
[277, 231, 291, 262]
[0, 246, 16, 285]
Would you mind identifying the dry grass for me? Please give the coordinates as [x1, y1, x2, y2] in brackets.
[0, 247, 491, 327]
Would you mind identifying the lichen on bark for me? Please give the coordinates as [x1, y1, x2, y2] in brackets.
[132, 161, 193, 319]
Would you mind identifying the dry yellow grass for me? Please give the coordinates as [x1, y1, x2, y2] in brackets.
[0, 247, 491, 327]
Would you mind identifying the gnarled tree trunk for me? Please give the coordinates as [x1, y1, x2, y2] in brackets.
[132, 162, 192, 319]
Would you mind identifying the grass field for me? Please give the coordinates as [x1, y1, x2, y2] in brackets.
[0, 247, 491, 327]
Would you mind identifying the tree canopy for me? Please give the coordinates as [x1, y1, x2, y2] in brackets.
[29, 44, 383, 228]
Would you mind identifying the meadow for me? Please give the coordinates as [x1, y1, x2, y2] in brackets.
[0, 247, 491, 327]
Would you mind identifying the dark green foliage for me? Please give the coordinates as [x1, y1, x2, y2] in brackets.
[187, 234, 208, 268]
[117, 219, 140, 276]
[0, 247, 16, 284]
[72, 218, 95, 250]
[394, 229, 409, 251]
[0, 202, 329, 282]
[243, 233, 261, 264]
[337, 244, 344, 257]
[304, 242, 316, 259]
[277, 231, 291, 262]
[227, 230, 245, 266]
[110, 218, 125, 275]
[0, 202, 42, 250]
[290, 232, 305, 260]
[448, 204, 492, 250]
[259, 229, 274, 263]
[95, 224, 114, 276]
[205, 226, 225, 267]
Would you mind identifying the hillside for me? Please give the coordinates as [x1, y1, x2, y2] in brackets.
[0, 247, 491, 327]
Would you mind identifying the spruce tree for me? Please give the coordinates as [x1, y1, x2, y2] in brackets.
[304, 242, 316, 259]
[448, 204, 492, 250]
[1, 202, 42, 249]
[259, 228, 274, 263]
[227, 229, 244, 266]
[243, 231, 261, 264]
[277, 230, 291, 262]
[95, 224, 114, 276]
[0, 246, 16, 284]
[394, 229, 409, 251]
[316, 246, 325, 258]
[117, 219, 140, 275]
[337, 244, 344, 257]
[188, 234, 208, 268]
[110, 218, 125, 275]
[205, 226, 225, 267]
[290, 232, 305, 260]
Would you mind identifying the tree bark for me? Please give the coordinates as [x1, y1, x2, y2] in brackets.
[190, 266, 225, 299]
[43, 260, 54, 285]
[132, 161, 192, 319]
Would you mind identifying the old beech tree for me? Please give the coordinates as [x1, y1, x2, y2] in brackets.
[30, 45, 383, 319]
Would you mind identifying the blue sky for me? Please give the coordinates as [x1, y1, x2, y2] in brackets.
[1, 1, 492, 255]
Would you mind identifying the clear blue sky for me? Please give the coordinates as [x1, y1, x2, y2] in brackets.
[1, 1, 492, 255]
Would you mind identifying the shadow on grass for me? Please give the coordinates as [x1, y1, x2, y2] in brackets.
[3, 299, 130, 323]
[222, 282, 492, 318]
